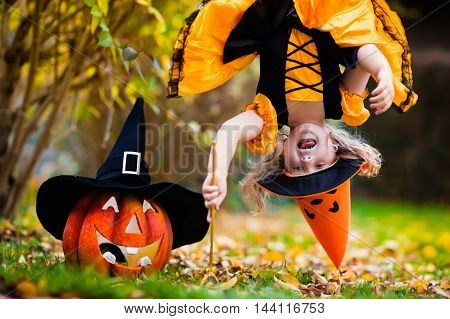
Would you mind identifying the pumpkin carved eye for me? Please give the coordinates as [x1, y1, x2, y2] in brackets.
[102, 196, 119, 213]
[328, 201, 339, 213]
[142, 199, 156, 213]
[310, 198, 323, 205]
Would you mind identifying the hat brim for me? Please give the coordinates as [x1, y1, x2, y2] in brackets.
[257, 159, 364, 197]
[36, 176, 209, 249]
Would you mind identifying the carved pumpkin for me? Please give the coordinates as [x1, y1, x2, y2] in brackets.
[36, 99, 208, 279]
[62, 191, 173, 277]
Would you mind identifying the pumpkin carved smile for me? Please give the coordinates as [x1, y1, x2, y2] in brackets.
[96, 229, 162, 267]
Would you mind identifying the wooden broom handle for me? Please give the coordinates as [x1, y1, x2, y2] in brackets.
[209, 140, 217, 270]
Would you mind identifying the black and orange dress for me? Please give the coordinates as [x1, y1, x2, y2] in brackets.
[168, 0, 417, 155]
[166, 0, 418, 268]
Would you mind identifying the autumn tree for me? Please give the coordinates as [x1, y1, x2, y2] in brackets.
[0, 0, 198, 218]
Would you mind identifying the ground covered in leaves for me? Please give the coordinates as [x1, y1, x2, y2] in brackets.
[0, 199, 449, 298]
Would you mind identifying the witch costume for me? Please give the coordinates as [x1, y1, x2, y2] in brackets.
[36, 98, 209, 250]
[166, 0, 417, 268]
[167, 0, 417, 153]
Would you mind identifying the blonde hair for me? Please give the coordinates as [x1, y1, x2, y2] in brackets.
[240, 122, 382, 214]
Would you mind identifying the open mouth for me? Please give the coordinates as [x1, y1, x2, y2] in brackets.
[298, 138, 316, 150]
[96, 230, 161, 268]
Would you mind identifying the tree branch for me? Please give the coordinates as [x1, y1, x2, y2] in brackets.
[0, 0, 43, 190]
[4, 28, 90, 217]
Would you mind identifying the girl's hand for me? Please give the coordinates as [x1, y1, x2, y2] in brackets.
[202, 172, 227, 214]
[370, 69, 394, 115]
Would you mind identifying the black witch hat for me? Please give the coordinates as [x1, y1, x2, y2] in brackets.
[257, 159, 364, 197]
[36, 97, 209, 249]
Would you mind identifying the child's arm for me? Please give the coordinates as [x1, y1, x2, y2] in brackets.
[343, 44, 394, 115]
[358, 44, 394, 115]
[202, 110, 263, 211]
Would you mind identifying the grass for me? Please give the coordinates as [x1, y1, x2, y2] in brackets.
[0, 198, 449, 298]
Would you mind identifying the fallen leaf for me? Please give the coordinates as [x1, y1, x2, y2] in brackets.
[280, 274, 300, 288]
[440, 278, 450, 290]
[375, 284, 387, 296]
[341, 271, 357, 282]
[0, 219, 14, 233]
[361, 273, 376, 281]
[411, 280, 428, 294]
[429, 284, 450, 299]
[184, 260, 199, 270]
[229, 258, 243, 269]
[326, 281, 340, 294]
[312, 272, 328, 285]
[274, 276, 302, 294]
[327, 270, 340, 281]
[286, 247, 303, 259]
[261, 250, 284, 262]
[305, 284, 324, 296]
[219, 276, 237, 290]
[220, 259, 230, 268]
[381, 240, 398, 257]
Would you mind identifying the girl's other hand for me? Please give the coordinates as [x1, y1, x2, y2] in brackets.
[370, 69, 394, 115]
[202, 172, 227, 214]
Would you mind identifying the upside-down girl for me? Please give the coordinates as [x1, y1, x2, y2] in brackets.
[167, 0, 418, 267]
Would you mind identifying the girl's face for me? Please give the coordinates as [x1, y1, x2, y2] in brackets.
[283, 123, 338, 176]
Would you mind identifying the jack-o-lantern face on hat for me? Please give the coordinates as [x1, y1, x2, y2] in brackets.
[62, 191, 173, 278]
[294, 180, 351, 269]
[257, 158, 364, 268]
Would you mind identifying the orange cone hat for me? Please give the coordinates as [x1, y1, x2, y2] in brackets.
[294, 180, 351, 268]
[257, 159, 364, 269]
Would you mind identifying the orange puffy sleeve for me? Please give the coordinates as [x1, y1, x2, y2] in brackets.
[340, 84, 370, 126]
[243, 93, 278, 155]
